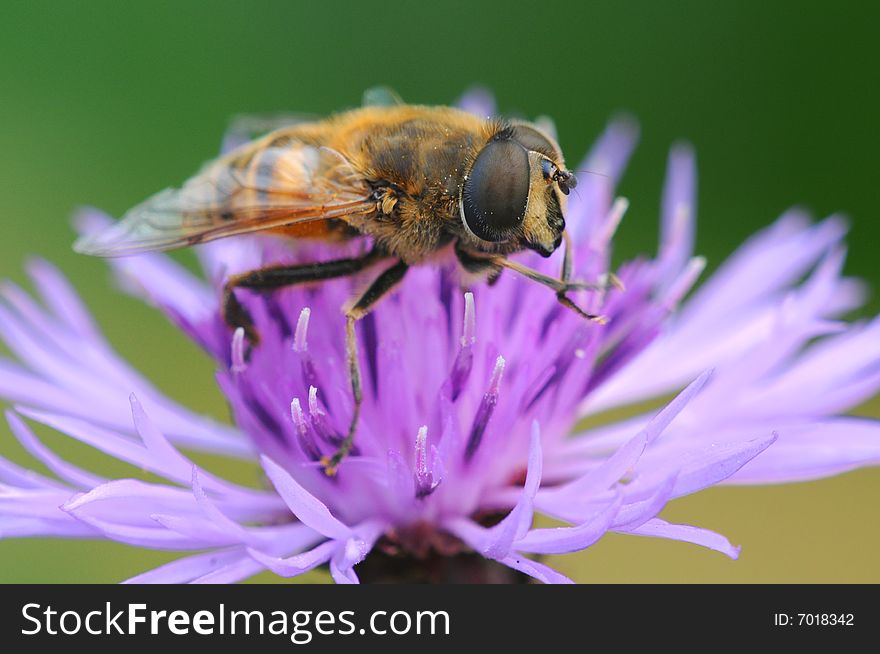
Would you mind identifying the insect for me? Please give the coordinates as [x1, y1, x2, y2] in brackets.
[74, 88, 612, 474]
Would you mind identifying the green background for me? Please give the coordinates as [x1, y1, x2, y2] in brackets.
[0, 0, 877, 583]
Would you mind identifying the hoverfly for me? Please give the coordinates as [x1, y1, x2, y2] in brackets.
[75, 88, 609, 474]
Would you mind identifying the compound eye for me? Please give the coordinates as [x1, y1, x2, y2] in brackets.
[461, 139, 530, 242]
[509, 123, 561, 159]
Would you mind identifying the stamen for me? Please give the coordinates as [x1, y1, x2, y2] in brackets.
[231, 327, 247, 373]
[662, 256, 706, 311]
[448, 349, 474, 402]
[461, 292, 476, 347]
[307, 386, 322, 417]
[301, 359, 320, 397]
[293, 308, 321, 402]
[307, 386, 337, 444]
[464, 356, 506, 463]
[290, 397, 321, 461]
[308, 386, 353, 451]
[446, 293, 477, 400]
[414, 426, 441, 499]
[293, 307, 311, 353]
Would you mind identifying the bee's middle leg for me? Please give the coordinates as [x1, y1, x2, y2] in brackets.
[222, 249, 385, 345]
[322, 259, 409, 475]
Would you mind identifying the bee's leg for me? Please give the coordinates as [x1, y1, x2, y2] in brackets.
[453, 242, 500, 293]
[552, 231, 620, 321]
[560, 230, 574, 284]
[486, 269, 503, 286]
[492, 256, 608, 323]
[455, 242, 609, 323]
[322, 260, 409, 475]
[454, 241, 502, 279]
[558, 231, 624, 291]
[222, 248, 386, 345]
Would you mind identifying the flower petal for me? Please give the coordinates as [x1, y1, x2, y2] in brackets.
[456, 87, 495, 117]
[727, 418, 880, 484]
[247, 540, 337, 578]
[0, 515, 95, 538]
[483, 422, 542, 559]
[5, 411, 105, 489]
[496, 554, 574, 584]
[656, 143, 696, 289]
[625, 518, 740, 559]
[260, 456, 351, 540]
[514, 494, 621, 555]
[124, 548, 250, 584]
[669, 433, 778, 497]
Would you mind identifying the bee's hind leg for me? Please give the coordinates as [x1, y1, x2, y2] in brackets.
[322, 259, 409, 476]
[222, 248, 386, 347]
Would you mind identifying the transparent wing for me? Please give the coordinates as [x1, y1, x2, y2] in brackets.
[362, 86, 404, 108]
[221, 112, 319, 153]
[74, 143, 374, 257]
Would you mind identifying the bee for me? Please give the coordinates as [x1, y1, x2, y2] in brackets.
[74, 88, 608, 474]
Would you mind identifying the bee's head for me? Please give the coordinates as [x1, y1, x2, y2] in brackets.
[459, 123, 575, 257]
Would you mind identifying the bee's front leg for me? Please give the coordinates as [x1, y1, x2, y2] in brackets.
[557, 231, 624, 294]
[455, 239, 616, 324]
[552, 231, 623, 322]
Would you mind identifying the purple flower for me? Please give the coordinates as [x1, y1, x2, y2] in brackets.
[1, 90, 879, 583]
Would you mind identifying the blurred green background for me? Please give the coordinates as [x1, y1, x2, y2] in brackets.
[1, 0, 877, 583]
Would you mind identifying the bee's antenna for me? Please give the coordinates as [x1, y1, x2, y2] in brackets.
[571, 168, 610, 179]
[566, 168, 608, 200]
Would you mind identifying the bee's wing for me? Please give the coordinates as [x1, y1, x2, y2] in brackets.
[74, 144, 374, 257]
[221, 113, 319, 152]
[362, 86, 404, 108]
